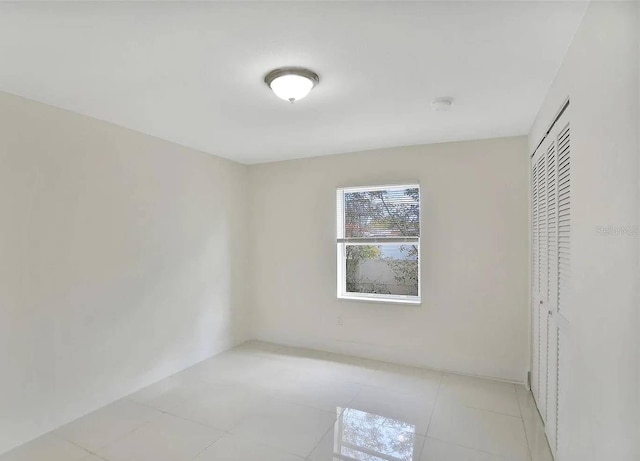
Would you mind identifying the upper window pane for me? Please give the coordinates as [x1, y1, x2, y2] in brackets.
[343, 186, 420, 238]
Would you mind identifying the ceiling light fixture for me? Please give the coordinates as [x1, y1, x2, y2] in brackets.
[264, 67, 319, 103]
[431, 97, 453, 112]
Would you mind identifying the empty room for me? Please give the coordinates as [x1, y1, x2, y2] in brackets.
[0, 1, 638, 461]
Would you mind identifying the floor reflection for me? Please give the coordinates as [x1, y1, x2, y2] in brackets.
[333, 407, 419, 461]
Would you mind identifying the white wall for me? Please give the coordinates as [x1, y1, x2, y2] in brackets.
[249, 137, 530, 382]
[0, 91, 249, 454]
[528, 2, 639, 460]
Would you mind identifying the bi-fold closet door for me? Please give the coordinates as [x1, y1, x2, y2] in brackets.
[530, 104, 570, 459]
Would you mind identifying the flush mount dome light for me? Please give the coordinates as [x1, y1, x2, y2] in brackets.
[264, 67, 319, 103]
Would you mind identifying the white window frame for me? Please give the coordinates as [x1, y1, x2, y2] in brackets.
[336, 184, 421, 305]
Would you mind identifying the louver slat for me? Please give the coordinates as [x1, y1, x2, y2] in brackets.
[557, 124, 571, 321]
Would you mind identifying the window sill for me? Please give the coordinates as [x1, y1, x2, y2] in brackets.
[337, 295, 421, 306]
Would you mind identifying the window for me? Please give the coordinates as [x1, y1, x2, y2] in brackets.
[336, 184, 420, 304]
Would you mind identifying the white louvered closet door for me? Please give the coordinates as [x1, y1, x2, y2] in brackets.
[538, 146, 549, 420]
[531, 155, 540, 400]
[550, 119, 571, 458]
[530, 146, 548, 417]
[544, 132, 559, 451]
[530, 106, 570, 460]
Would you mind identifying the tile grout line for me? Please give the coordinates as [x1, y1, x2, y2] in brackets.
[435, 377, 527, 418]
[415, 371, 446, 460]
[52, 414, 154, 459]
[303, 414, 339, 460]
[186, 435, 224, 461]
[462, 404, 526, 419]
[516, 386, 535, 461]
[50, 433, 102, 460]
[424, 377, 531, 461]
[303, 377, 369, 459]
[423, 372, 444, 437]
[426, 434, 524, 460]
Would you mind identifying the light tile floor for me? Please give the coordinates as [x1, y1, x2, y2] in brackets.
[0, 342, 553, 461]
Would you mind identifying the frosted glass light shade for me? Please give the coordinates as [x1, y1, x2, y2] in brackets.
[269, 74, 314, 102]
[264, 68, 319, 103]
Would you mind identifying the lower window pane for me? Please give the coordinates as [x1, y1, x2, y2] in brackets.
[345, 244, 418, 296]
